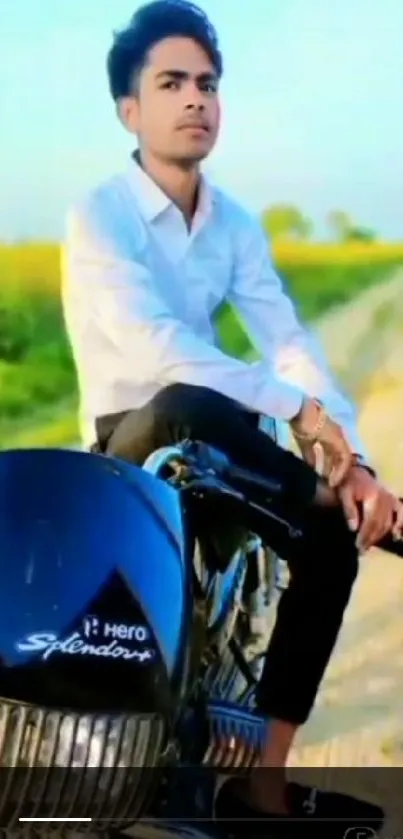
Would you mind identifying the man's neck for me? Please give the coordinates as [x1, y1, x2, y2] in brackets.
[136, 149, 200, 226]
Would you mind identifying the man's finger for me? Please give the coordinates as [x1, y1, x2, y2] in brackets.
[302, 444, 316, 469]
[356, 492, 379, 552]
[357, 492, 391, 552]
[339, 483, 359, 532]
[367, 496, 392, 548]
[313, 442, 325, 475]
[329, 449, 351, 488]
[322, 450, 333, 481]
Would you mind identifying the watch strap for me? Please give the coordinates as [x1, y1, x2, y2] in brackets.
[352, 454, 377, 478]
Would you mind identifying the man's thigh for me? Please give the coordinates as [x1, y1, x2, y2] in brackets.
[101, 384, 257, 465]
[103, 393, 358, 593]
[101, 383, 317, 509]
[103, 404, 161, 464]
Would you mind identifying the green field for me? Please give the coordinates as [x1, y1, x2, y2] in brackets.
[1, 240, 403, 447]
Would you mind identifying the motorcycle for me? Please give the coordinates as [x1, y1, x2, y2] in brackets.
[0, 424, 305, 836]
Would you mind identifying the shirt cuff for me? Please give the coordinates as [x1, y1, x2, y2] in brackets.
[269, 384, 304, 422]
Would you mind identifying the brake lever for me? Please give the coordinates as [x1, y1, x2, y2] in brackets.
[247, 499, 303, 540]
[186, 476, 302, 540]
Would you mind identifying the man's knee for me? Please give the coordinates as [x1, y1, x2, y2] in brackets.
[305, 507, 359, 596]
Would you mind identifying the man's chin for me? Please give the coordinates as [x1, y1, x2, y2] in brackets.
[171, 146, 211, 167]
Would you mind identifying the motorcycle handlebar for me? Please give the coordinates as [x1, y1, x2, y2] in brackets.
[222, 464, 283, 497]
[222, 464, 403, 559]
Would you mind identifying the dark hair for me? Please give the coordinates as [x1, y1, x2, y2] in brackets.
[107, 0, 223, 100]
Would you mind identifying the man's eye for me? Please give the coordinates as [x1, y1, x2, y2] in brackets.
[201, 82, 217, 94]
[161, 80, 180, 90]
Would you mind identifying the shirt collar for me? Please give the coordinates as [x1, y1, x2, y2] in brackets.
[126, 151, 214, 225]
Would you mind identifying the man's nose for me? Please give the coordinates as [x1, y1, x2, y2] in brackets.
[184, 83, 205, 111]
[186, 102, 205, 111]
[185, 100, 205, 111]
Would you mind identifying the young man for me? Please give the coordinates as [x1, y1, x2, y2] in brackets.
[63, 0, 403, 829]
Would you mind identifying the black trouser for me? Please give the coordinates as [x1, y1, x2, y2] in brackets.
[96, 384, 359, 725]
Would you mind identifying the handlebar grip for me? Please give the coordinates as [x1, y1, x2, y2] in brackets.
[377, 532, 403, 558]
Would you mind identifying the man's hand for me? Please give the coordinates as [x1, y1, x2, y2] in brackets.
[290, 397, 353, 487]
[338, 466, 403, 552]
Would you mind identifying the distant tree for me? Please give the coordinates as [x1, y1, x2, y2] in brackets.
[262, 204, 313, 241]
[345, 226, 376, 243]
[327, 210, 377, 243]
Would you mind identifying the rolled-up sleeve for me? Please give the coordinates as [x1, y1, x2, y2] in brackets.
[227, 217, 367, 457]
[62, 197, 305, 422]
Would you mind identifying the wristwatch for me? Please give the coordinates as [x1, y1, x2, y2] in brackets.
[352, 453, 377, 478]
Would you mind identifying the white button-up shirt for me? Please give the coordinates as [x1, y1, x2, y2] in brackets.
[62, 157, 365, 456]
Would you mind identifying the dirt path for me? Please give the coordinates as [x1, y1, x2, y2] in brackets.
[288, 367, 403, 832]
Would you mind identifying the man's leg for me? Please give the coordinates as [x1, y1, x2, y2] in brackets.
[101, 384, 364, 817]
[245, 502, 358, 813]
[100, 383, 318, 507]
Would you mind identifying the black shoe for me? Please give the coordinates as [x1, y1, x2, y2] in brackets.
[214, 777, 384, 838]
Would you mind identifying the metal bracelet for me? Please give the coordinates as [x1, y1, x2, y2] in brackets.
[292, 399, 327, 443]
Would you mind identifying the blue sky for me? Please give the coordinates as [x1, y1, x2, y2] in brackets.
[0, 0, 402, 241]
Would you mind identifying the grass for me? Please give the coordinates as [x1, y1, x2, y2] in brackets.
[0, 239, 402, 447]
[1, 403, 78, 449]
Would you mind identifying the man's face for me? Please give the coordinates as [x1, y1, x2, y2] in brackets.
[120, 36, 220, 165]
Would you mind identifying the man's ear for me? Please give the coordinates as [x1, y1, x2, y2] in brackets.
[117, 96, 139, 134]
